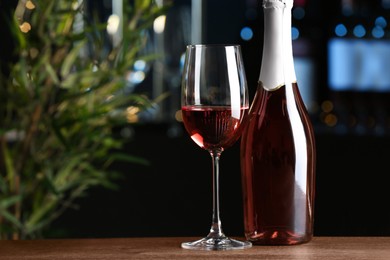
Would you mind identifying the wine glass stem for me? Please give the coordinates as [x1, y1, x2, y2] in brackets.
[208, 149, 224, 238]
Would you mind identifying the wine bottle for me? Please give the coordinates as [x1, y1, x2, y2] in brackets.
[240, 0, 316, 245]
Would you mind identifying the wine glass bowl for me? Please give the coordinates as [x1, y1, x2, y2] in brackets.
[180, 44, 251, 250]
[181, 105, 247, 152]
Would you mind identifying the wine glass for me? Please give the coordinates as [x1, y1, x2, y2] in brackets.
[180, 44, 252, 250]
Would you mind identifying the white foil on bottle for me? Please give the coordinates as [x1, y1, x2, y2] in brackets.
[260, 0, 297, 91]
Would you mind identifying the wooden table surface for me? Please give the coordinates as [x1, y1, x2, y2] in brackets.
[0, 237, 389, 259]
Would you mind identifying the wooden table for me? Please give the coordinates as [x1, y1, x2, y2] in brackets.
[0, 237, 389, 259]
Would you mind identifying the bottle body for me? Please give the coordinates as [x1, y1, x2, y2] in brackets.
[240, 81, 316, 245]
[240, 0, 316, 245]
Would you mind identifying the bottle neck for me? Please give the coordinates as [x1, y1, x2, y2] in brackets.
[259, 0, 296, 91]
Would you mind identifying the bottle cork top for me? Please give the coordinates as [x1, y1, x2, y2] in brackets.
[263, 0, 293, 9]
[260, 0, 296, 90]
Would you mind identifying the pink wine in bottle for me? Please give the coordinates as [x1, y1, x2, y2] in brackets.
[240, 0, 316, 245]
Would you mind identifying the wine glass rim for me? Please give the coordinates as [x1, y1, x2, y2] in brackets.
[187, 44, 241, 48]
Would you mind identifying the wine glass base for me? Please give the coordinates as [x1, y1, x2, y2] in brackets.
[181, 236, 252, 251]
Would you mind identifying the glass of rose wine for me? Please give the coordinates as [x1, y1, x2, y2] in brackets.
[180, 44, 252, 250]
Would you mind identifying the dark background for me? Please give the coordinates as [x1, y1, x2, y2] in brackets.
[51, 125, 390, 238]
[2, 0, 390, 238]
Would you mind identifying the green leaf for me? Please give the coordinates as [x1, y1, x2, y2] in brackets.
[135, 0, 152, 12]
[0, 174, 7, 194]
[0, 209, 23, 229]
[13, 57, 29, 92]
[25, 198, 58, 233]
[53, 154, 88, 190]
[0, 140, 16, 190]
[60, 70, 104, 91]
[44, 63, 60, 85]
[51, 121, 70, 150]
[61, 40, 87, 78]
[0, 195, 22, 209]
[106, 153, 150, 167]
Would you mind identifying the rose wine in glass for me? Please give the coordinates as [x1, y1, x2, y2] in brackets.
[181, 44, 251, 250]
[181, 106, 248, 150]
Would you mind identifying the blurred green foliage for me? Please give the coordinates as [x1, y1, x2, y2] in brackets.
[0, 0, 168, 239]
